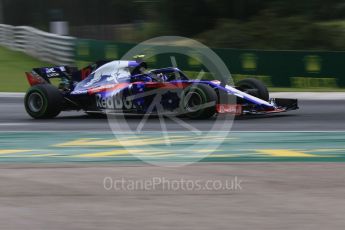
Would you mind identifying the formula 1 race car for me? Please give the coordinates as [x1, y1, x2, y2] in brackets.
[24, 59, 298, 119]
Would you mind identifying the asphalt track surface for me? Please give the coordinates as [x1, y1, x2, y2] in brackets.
[1, 96, 345, 229]
[1, 163, 345, 230]
[0, 96, 345, 131]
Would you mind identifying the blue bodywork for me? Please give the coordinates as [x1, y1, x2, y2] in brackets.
[28, 60, 298, 116]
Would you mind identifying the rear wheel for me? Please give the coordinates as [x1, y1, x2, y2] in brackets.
[24, 84, 63, 119]
[180, 84, 217, 119]
[236, 78, 269, 101]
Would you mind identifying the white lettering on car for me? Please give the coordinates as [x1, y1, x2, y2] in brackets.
[96, 93, 132, 110]
[123, 97, 133, 109]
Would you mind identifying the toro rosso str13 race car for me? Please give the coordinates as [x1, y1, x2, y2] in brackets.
[24, 59, 298, 119]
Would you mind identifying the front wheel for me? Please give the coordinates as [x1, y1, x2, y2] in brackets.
[24, 84, 63, 119]
[180, 84, 217, 119]
[236, 78, 269, 101]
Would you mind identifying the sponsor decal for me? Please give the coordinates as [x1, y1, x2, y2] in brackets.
[84, 73, 103, 87]
[45, 67, 60, 78]
[95, 93, 133, 110]
[71, 90, 88, 95]
[216, 104, 242, 115]
[45, 68, 56, 74]
[44, 67, 67, 78]
[84, 60, 131, 87]
[106, 68, 129, 82]
[123, 98, 133, 109]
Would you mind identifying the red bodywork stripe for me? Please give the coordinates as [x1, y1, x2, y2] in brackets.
[87, 83, 130, 94]
[87, 82, 190, 95]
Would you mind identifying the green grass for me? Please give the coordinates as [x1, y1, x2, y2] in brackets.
[0, 46, 52, 92]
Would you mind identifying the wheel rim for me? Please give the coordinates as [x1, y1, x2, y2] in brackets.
[184, 91, 203, 112]
[28, 92, 44, 112]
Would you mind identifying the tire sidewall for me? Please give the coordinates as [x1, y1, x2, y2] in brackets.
[180, 84, 216, 119]
[236, 78, 269, 101]
[24, 84, 62, 119]
[25, 87, 49, 118]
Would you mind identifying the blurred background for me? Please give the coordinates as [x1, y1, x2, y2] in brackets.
[3, 0, 345, 49]
[1, 0, 345, 91]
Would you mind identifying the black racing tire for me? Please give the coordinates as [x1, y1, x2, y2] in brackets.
[180, 84, 217, 119]
[24, 84, 63, 119]
[236, 78, 269, 101]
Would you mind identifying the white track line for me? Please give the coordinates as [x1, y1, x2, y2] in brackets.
[0, 123, 31, 126]
[271, 92, 345, 100]
[0, 92, 25, 98]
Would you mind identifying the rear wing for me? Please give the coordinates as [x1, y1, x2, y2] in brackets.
[25, 66, 73, 87]
[25, 60, 111, 87]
